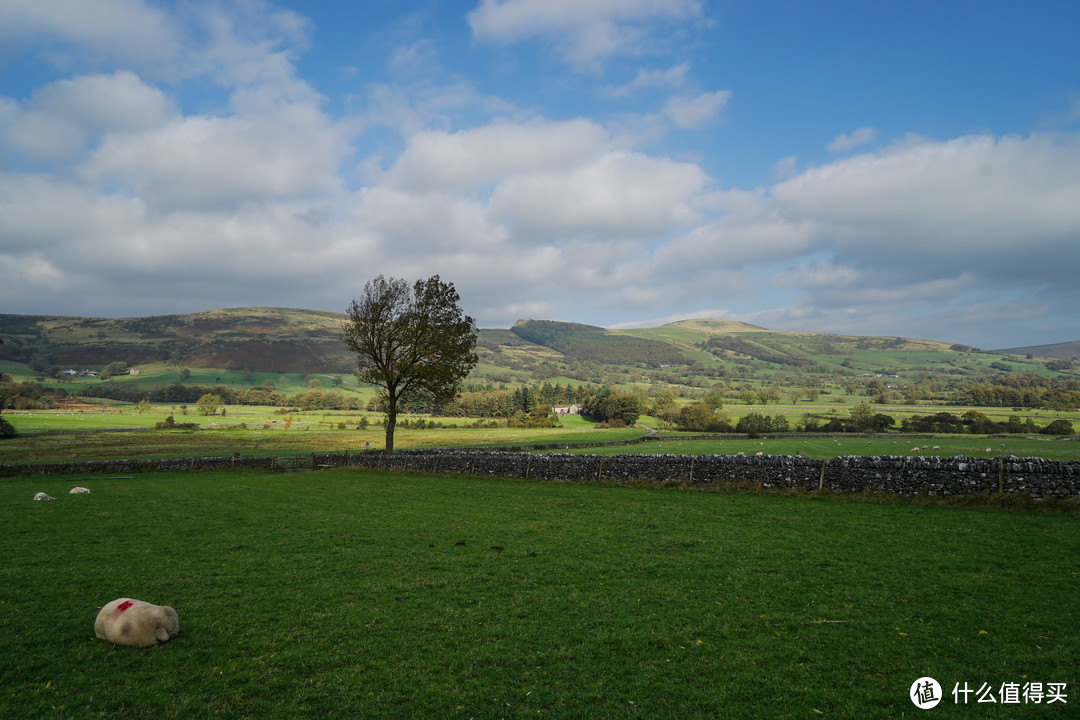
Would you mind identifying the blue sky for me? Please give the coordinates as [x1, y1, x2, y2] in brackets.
[1, 0, 1078, 348]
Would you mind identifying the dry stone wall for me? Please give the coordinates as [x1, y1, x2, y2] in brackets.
[345, 450, 1079, 499]
[3, 450, 1078, 500]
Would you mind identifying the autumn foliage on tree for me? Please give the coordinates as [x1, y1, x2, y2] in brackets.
[342, 275, 477, 454]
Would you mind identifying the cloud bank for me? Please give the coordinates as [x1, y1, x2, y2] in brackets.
[1, 0, 1078, 350]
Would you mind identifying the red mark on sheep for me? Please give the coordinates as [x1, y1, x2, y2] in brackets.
[112, 599, 135, 618]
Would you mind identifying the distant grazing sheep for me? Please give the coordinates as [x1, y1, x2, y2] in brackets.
[33, 492, 54, 501]
[70, 486, 91, 494]
[95, 598, 180, 648]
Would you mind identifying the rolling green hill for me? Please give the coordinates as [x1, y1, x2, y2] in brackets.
[509, 319, 688, 367]
[0, 308, 353, 374]
[0, 309, 1075, 391]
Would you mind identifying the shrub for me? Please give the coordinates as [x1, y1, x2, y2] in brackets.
[677, 402, 732, 433]
[154, 415, 199, 431]
[736, 412, 788, 437]
[1041, 419, 1075, 436]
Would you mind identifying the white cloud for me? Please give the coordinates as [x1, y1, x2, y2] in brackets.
[0, 1, 340, 212]
[30, 71, 172, 134]
[467, 0, 705, 70]
[488, 150, 708, 240]
[1, 71, 173, 163]
[0, 173, 144, 254]
[770, 262, 861, 290]
[664, 89, 731, 129]
[0, 252, 70, 295]
[650, 187, 819, 275]
[827, 126, 876, 153]
[773, 155, 798, 180]
[188, 1, 313, 92]
[388, 39, 438, 74]
[385, 119, 614, 192]
[0, 0, 181, 72]
[78, 102, 347, 212]
[773, 133, 1080, 269]
[607, 63, 690, 96]
[690, 132, 1080, 341]
[360, 80, 516, 147]
[351, 187, 502, 255]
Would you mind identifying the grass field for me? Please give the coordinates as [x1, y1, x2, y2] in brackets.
[3, 402, 1079, 464]
[1, 469, 1076, 718]
[0, 420, 648, 464]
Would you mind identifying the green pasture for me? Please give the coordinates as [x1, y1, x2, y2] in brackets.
[2, 470, 1076, 718]
[0, 359, 30, 379]
[1, 405, 380, 431]
[0, 415, 646, 463]
[3, 399, 1080, 464]
[5, 396, 1076, 432]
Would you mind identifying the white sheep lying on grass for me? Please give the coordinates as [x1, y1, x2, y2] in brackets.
[33, 492, 54, 501]
[95, 598, 180, 648]
[69, 486, 91, 494]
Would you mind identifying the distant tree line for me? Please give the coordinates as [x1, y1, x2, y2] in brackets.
[77, 381, 366, 411]
[669, 402, 1075, 437]
[1, 379, 66, 411]
[957, 377, 1080, 410]
[444, 384, 646, 426]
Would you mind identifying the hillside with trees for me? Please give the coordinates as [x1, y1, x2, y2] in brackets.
[509, 319, 688, 367]
[1, 309, 1078, 417]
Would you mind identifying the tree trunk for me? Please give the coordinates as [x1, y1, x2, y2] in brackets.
[384, 405, 396, 455]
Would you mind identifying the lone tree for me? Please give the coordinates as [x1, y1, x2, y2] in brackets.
[343, 275, 477, 455]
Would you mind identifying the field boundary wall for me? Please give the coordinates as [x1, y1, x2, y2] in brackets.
[3, 450, 1078, 500]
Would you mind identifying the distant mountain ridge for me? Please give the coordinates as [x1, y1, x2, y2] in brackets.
[0, 307, 1076, 383]
[994, 340, 1080, 361]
